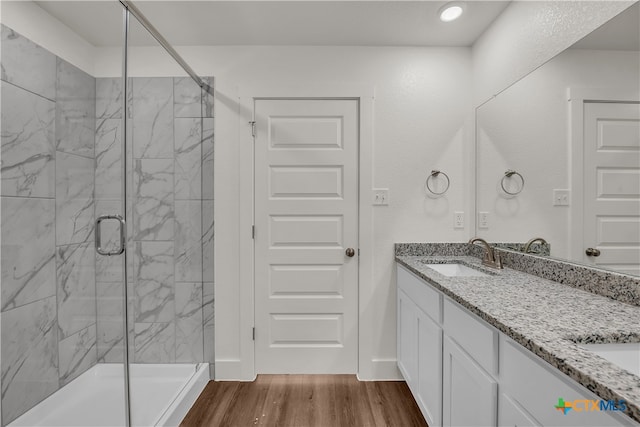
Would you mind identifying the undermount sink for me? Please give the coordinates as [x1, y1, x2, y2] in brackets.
[423, 263, 490, 277]
[578, 343, 640, 377]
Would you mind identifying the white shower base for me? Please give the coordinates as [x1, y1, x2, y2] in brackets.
[9, 363, 209, 427]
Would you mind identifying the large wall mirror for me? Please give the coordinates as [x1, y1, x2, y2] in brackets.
[475, 2, 639, 276]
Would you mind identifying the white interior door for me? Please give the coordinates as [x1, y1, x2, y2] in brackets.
[254, 98, 359, 373]
[583, 102, 640, 275]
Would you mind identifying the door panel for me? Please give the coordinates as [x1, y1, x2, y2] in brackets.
[254, 99, 358, 373]
[270, 166, 344, 198]
[269, 265, 343, 297]
[269, 116, 343, 148]
[269, 314, 343, 346]
[596, 169, 639, 198]
[584, 102, 640, 275]
[269, 215, 343, 247]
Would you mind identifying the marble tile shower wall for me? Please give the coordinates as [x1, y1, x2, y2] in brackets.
[1, 25, 96, 425]
[94, 76, 214, 365]
[1, 25, 214, 425]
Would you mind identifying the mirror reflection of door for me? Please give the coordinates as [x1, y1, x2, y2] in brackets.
[582, 101, 640, 275]
[475, 3, 639, 276]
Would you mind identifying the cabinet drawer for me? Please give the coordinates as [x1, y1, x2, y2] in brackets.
[443, 298, 498, 375]
[397, 265, 441, 323]
[500, 336, 636, 427]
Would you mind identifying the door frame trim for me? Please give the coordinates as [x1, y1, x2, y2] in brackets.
[568, 88, 640, 263]
[237, 85, 375, 380]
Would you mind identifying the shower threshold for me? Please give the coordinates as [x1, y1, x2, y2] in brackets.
[8, 363, 209, 427]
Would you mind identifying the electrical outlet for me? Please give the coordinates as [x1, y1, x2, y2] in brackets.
[553, 189, 570, 206]
[478, 212, 489, 229]
[454, 211, 464, 229]
[372, 188, 389, 206]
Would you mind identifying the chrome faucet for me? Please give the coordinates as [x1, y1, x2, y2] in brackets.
[469, 238, 503, 270]
[523, 237, 548, 254]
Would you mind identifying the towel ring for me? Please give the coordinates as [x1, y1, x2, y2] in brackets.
[426, 170, 450, 195]
[501, 170, 525, 195]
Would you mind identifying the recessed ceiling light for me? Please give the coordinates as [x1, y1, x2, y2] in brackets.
[439, 3, 465, 22]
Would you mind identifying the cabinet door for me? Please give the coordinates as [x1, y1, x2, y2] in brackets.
[500, 336, 635, 427]
[499, 393, 541, 427]
[398, 288, 418, 390]
[443, 336, 498, 427]
[417, 309, 443, 427]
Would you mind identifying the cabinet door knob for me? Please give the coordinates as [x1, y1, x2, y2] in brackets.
[346, 248, 355, 257]
[585, 247, 601, 257]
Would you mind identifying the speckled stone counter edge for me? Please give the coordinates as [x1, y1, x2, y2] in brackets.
[493, 242, 550, 256]
[395, 255, 640, 423]
[395, 242, 477, 257]
[395, 243, 640, 307]
[495, 249, 640, 307]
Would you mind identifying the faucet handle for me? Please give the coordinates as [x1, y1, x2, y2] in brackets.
[494, 251, 503, 269]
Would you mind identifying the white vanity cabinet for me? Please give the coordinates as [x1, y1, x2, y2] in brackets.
[396, 263, 639, 427]
[417, 307, 443, 425]
[397, 288, 418, 386]
[499, 335, 635, 427]
[443, 335, 498, 427]
[397, 266, 443, 427]
[398, 265, 496, 427]
[442, 299, 498, 427]
[500, 392, 540, 427]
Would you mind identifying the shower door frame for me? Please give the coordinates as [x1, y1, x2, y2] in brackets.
[115, 3, 212, 425]
[120, 8, 132, 427]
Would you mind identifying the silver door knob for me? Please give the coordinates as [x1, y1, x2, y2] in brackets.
[585, 247, 601, 257]
[346, 248, 355, 257]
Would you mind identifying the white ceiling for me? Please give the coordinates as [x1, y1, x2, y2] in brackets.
[35, 1, 512, 47]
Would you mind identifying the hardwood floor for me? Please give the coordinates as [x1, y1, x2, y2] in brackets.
[180, 375, 428, 427]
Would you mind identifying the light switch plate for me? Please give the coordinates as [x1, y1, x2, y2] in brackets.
[553, 189, 570, 206]
[372, 188, 389, 206]
[454, 211, 464, 229]
[478, 212, 489, 229]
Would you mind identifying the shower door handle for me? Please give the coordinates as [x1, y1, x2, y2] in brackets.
[95, 214, 126, 256]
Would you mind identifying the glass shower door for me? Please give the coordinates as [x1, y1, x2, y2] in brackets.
[1, 1, 129, 426]
[1, 2, 212, 426]
[124, 9, 213, 427]
[93, 4, 130, 427]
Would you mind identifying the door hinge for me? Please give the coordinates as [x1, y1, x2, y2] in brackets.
[252, 225, 255, 239]
[252, 327, 255, 341]
[358, 248, 361, 256]
[249, 121, 256, 138]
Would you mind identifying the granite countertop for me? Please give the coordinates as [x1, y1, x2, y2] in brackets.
[396, 254, 640, 423]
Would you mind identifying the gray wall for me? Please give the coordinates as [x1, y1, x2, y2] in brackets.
[1, 25, 214, 425]
[1, 24, 97, 425]
[94, 75, 214, 365]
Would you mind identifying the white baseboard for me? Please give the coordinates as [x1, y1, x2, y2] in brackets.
[213, 359, 255, 381]
[358, 359, 403, 381]
[216, 358, 402, 381]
